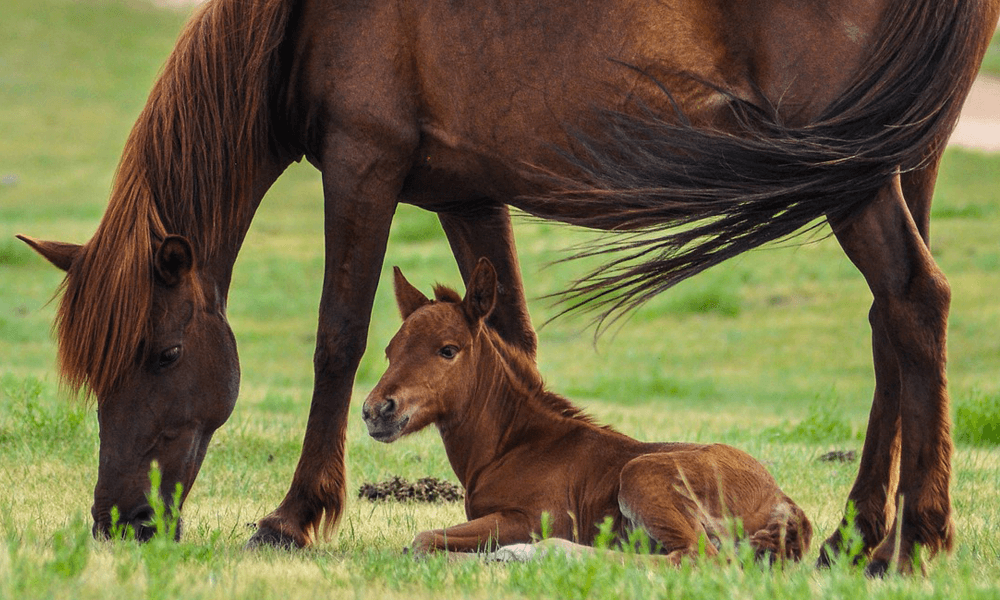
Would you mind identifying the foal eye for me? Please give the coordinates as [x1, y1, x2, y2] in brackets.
[438, 345, 458, 359]
[158, 345, 182, 369]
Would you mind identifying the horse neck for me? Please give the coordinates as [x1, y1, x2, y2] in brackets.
[111, 0, 300, 287]
[202, 155, 293, 289]
[438, 333, 574, 488]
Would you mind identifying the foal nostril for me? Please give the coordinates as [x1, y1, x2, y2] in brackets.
[380, 398, 397, 417]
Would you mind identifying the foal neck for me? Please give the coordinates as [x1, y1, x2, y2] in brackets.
[439, 328, 594, 486]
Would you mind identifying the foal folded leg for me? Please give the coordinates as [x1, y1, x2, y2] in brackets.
[408, 511, 535, 554]
[830, 173, 953, 574]
[617, 454, 721, 565]
[439, 204, 538, 357]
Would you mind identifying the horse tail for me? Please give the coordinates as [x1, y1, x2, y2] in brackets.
[748, 497, 814, 563]
[534, 0, 997, 322]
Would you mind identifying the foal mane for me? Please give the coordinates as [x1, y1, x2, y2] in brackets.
[56, 0, 296, 400]
[432, 285, 598, 426]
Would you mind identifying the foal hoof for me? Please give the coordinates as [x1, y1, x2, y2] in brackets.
[245, 525, 304, 550]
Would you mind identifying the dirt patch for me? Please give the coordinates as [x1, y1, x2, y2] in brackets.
[358, 476, 465, 503]
[817, 450, 858, 463]
[950, 75, 1000, 153]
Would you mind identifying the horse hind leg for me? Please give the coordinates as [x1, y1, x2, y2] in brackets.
[438, 204, 538, 357]
[829, 172, 953, 575]
[817, 310, 902, 566]
[819, 152, 945, 568]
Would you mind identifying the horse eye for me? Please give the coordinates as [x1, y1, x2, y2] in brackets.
[438, 345, 458, 359]
[158, 345, 182, 369]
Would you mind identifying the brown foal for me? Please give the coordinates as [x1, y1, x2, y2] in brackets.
[363, 259, 811, 563]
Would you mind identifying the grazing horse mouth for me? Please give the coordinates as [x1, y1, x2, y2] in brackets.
[92, 504, 184, 542]
[366, 415, 409, 443]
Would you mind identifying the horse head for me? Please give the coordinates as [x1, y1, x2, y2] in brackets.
[362, 258, 497, 443]
[20, 234, 239, 541]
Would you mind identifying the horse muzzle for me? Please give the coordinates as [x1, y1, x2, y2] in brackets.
[363, 414, 409, 443]
[92, 502, 183, 542]
[362, 396, 409, 442]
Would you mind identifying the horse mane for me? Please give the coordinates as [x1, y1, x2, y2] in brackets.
[432, 284, 600, 427]
[55, 0, 297, 401]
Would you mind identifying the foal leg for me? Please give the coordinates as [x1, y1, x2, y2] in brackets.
[408, 511, 535, 554]
[829, 173, 953, 574]
[439, 204, 538, 357]
[617, 454, 720, 565]
[818, 155, 942, 566]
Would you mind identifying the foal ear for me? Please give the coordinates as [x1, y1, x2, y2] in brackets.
[16, 234, 82, 273]
[154, 235, 195, 287]
[393, 266, 431, 319]
[462, 257, 497, 324]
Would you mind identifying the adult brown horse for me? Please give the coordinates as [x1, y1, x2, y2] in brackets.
[363, 259, 813, 564]
[16, 0, 998, 574]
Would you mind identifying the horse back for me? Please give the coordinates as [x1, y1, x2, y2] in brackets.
[286, 0, 889, 205]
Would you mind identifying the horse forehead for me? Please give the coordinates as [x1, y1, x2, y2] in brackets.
[395, 303, 468, 344]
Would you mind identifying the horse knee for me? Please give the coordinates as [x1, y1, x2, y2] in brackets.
[314, 327, 368, 375]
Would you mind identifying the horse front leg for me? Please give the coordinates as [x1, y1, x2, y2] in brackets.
[249, 140, 406, 549]
[829, 174, 953, 575]
[439, 204, 538, 357]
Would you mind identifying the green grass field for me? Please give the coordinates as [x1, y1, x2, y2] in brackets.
[2, 1, 999, 598]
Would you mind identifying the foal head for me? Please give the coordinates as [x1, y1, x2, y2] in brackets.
[362, 258, 498, 443]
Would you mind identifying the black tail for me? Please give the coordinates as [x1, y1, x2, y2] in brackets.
[531, 0, 996, 323]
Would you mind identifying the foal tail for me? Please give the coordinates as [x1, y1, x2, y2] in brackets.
[533, 0, 997, 322]
[748, 497, 813, 563]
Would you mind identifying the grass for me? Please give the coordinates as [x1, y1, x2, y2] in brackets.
[2, 0, 1000, 598]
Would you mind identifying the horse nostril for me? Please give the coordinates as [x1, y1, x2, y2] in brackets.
[362, 404, 373, 421]
[380, 398, 396, 417]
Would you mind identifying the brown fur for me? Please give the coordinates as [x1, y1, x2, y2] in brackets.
[52, 0, 292, 401]
[363, 259, 812, 563]
[17, 0, 999, 572]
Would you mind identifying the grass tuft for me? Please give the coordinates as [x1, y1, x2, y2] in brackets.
[954, 391, 1000, 447]
[763, 401, 857, 444]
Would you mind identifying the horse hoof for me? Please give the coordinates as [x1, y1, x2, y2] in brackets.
[245, 526, 304, 550]
[864, 559, 889, 578]
[816, 547, 833, 569]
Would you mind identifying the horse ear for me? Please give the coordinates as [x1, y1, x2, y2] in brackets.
[154, 235, 195, 287]
[16, 234, 82, 273]
[393, 266, 430, 319]
[462, 257, 497, 324]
